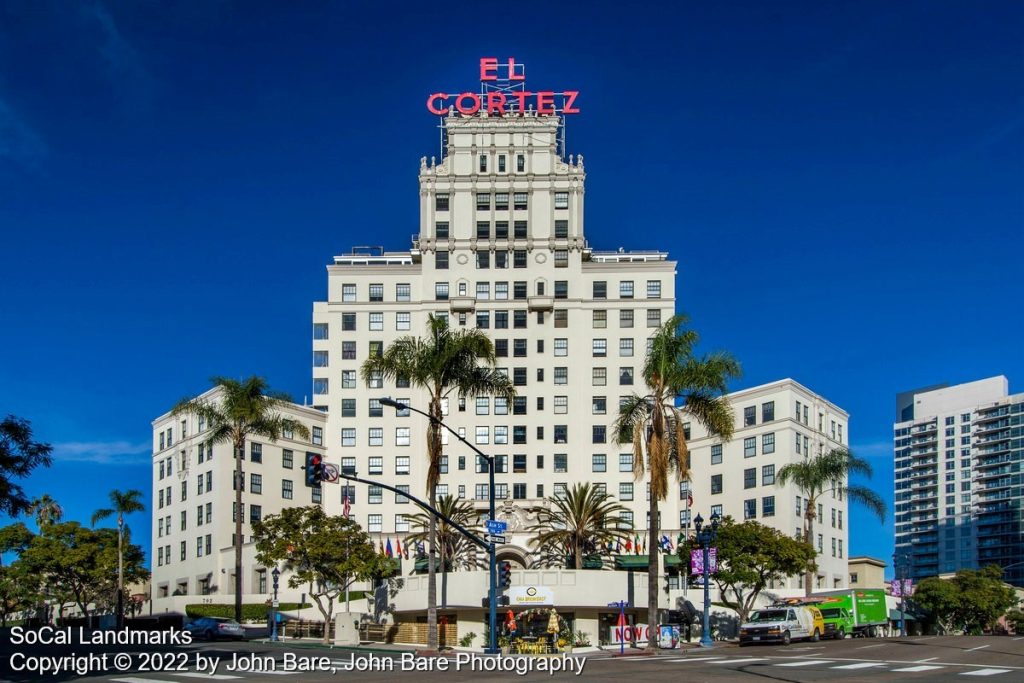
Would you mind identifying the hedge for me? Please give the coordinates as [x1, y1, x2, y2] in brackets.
[185, 594, 366, 622]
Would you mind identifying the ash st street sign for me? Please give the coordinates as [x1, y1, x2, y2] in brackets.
[426, 57, 580, 116]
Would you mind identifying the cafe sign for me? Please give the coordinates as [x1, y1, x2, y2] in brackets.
[508, 586, 554, 606]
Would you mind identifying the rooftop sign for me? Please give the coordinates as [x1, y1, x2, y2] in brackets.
[427, 57, 579, 116]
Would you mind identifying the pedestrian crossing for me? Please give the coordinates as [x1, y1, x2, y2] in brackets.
[621, 655, 1016, 677]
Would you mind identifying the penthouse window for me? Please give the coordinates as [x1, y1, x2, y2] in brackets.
[619, 281, 634, 298]
[313, 323, 328, 340]
[554, 192, 569, 209]
[593, 281, 607, 299]
[647, 280, 661, 298]
[514, 193, 528, 210]
[555, 220, 569, 238]
[342, 284, 356, 302]
[369, 283, 383, 302]
[435, 193, 449, 211]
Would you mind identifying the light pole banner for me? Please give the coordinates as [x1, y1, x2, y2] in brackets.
[709, 547, 718, 573]
[611, 624, 651, 644]
[690, 549, 703, 575]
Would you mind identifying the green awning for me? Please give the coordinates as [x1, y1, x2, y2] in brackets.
[413, 557, 452, 574]
[664, 554, 681, 567]
[615, 555, 650, 569]
[564, 555, 605, 569]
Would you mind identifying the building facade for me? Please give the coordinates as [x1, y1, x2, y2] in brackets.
[150, 387, 326, 614]
[893, 376, 1024, 587]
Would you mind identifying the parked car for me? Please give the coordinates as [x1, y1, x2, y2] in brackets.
[739, 605, 824, 646]
[185, 616, 246, 640]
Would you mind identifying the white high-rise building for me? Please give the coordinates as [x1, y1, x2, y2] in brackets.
[149, 386, 326, 615]
[894, 376, 1023, 587]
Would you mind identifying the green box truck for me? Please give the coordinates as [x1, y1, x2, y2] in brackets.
[777, 589, 888, 639]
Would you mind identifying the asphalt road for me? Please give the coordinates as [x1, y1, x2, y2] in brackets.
[2, 634, 1022, 682]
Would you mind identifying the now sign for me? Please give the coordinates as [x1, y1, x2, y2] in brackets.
[610, 625, 651, 644]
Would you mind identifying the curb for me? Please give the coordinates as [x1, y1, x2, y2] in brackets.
[256, 640, 417, 655]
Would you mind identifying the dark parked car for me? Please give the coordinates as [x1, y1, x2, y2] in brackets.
[185, 617, 246, 640]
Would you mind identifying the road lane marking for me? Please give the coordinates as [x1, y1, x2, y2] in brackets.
[774, 660, 834, 667]
[857, 644, 886, 649]
[916, 657, 939, 662]
[831, 662, 887, 669]
[893, 666, 943, 672]
[664, 657, 727, 663]
[710, 658, 767, 665]
[961, 669, 1012, 677]
[967, 645, 990, 651]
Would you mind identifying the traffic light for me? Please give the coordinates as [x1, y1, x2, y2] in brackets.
[499, 561, 512, 589]
[305, 452, 324, 487]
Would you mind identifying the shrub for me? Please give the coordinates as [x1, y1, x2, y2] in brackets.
[459, 631, 476, 647]
[185, 603, 314, 622]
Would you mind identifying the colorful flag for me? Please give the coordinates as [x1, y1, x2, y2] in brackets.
[342, 493, 351, 518]
[379, 540, 385, 555]
[395, 537, 402, 558]
[660, 535, 673, 551]
[385, 538, 394, 558]
[634, 536, 641, 555]
[615, 539, 621, 552]
[625, 538, 632, 552]
[687, 491, 694, 508]
[403, 542, 410, 560]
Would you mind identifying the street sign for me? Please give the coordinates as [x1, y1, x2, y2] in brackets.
[607, 601, 630, 608]
[486, 519, 507, 535]
[272, 600, 279, 608]
[486, 534, 506, 544]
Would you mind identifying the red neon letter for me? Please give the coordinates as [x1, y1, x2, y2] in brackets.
[426, 93, 449, 115]
[562, 90, 580, 114]
[512, 91, 529, 113]
[507, 57, 525, 81]
[486, 92, 507, 115]
[455, 92, 481, 115]
[536, 91, 555, 115]
[480, 57, 498, 81]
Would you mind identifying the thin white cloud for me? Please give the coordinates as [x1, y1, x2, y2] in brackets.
[53, 440, 151, 465]
[0, 97, 46, 166]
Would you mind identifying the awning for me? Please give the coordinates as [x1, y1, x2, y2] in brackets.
[615, 555, 650, 569]
[889, 609, 917, 621]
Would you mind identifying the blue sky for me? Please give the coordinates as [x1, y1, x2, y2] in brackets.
[1, 1, 1021, 573]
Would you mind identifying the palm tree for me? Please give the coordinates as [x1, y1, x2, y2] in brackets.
[614, 314, 740, 650]
[776, 447, 886, 595]
[172, 376, 310, 623]
[91, 489, 145, 627]
[361, 314, 515, 652]
[527, 483, 632, 570]
[30, 494, 63, 528]
[406, 495, 486, 607]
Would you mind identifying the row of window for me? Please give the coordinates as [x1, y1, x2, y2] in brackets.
[435, 189, 569, 211]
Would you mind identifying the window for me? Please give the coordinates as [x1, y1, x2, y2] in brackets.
[762, 464, 775, 485]
[250, 473, 262, 494]
[554, 220, 568, 238]
[744, 437, 756, 457]
[435, 282, 449, 300]
[619, 367, 634, 385]
[368, 456, 383, 475]
[711, 474, 723, 494]
[341, 399, 356, 418]
[554, 192, 569, 209]
[554, 453, 568, 472]
[368, 486, 383, 504]
[313, 378, 329, 395]
[762, 432, 775, 454]
[395, 513, 409, 530]
[435, 193, 449, 211]
[368, 283, 384, 302]
[313, 350, 329, 367]
[646, 280, 661, 298]
[554, 367, 568, 385]
[495, 310, 509, 329]
[593, 425, 606, 443]
[475, 426, 489, 445]
[476, 220, 490, 238]
[619, 281, 634, 299]
[554, 250, 568, 268]
[744, 406, 756, 426]
[341, 370, 357, 389]
[513, 483, 526, 499]
[342, 283, 356, 302]
[553, 396, 568, 414]
[744, 468, 756, 489]
[495, 192, 508, 210]
[619, 453, 633, 472]
[341, 428, 356, 447]
[619, 482, 634, 501]
[367, 514, 382, 533]
[282, 480, 293, 500]
[396, 312, 411, 331]
[593, 367, 607, 386]
[592, 396, 607, 414]
[514, 310, 527, 328]
[513, 425, 526, 444]
[592, 454, 607, 472]
[762, 401, 775, 422]
[593, 310, 607, 328]
[591, 338, 607, 357]
[313, 323, 328, 340]
[554, 280, 568, 298]
[593, 281, 607, 299]
[475, 484, 490, 500]
[436, 251, 449, 269]
[395, 427, 410, 446]
[479, 155, 488, 172]
[553, 424, 568, 443]
[619, 338, 634, 357]
[710, 443, 724, 464]
[513, 368, 527, 386]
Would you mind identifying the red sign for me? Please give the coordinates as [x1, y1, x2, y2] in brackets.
[427, 57, 579, 116]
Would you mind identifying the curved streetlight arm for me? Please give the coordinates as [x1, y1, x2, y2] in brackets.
[380, 398, 493, 468]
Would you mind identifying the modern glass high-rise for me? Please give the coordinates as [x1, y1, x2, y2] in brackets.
[893, 376, 1023, 587]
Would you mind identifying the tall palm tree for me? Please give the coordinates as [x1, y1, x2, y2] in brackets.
[172, 376, 309, 622]
[91, 489, 145, 627]
[406, 495, 487, 572]
[614, 314, 740, 650]
[527, 483, 632, 570]
[776, 447, 886, 595]
[361, 314, 515, 652]
[30, 494, 63, 528]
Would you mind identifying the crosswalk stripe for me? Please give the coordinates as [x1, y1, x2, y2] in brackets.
[961, 669, 1012, 677]
[664, 657, 726, 663]
[710, 658, 766, 665]
[831, 662, 886, 669]
[892, 666, 943, 672]
[775, 660, 833, 667]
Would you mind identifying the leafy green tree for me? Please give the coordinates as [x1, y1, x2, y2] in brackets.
[19, 521, 148, 625]
[614, 314, 740, 649]
[0, 415, 53, 517]
[677, 517, 816, 624]
[173, 376, 310, 622]
[776, 448, 885, 595]
[361, 314, 515, 651]
[253, 506, 393, 643]
[527, 483, 633, 569]
[914, 565, 1018, 634]
[1005, 608, 1024, 634]
[30, 494, 63, 528]
[0, 522, 34, 566]
[91, 489, 145, 627]
[0, 562, 39, 626]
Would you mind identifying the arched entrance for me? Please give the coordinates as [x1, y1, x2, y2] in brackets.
[496, 546, 529, 568]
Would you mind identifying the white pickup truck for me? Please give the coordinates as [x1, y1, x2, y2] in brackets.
[738, 606, 824, 646]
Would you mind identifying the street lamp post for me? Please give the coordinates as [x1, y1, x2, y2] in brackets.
[893, 552, 911, 637]
[693, 511, 720, 648]
[380, 398, 500, 655]
[270, 567, 280, 642]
